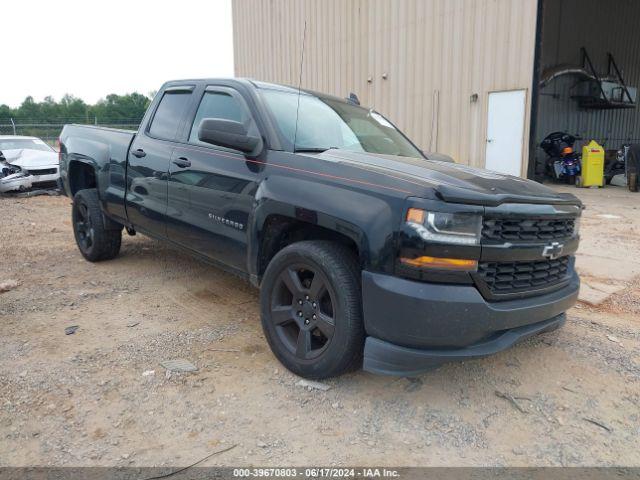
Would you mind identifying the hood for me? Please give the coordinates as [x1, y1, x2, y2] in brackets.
[2, 149, 59, 169]
[316, 149, 581, 207]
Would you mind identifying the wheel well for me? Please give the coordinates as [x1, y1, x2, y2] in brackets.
[68, 161, 97, 196]
[258, 215, 360, 278]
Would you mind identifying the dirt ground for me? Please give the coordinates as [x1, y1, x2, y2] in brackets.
[1, 186, 639, 467]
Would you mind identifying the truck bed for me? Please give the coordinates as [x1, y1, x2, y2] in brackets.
[64, 124, 136, 160]
[59, 124, 137, 223]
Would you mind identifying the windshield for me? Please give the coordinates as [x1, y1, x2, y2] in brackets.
[261, 89, 423, 158]
[0, 138, 54, 152]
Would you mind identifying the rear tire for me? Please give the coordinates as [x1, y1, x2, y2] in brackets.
[72, 188, 122, 262]
[260, 241, 364, 379]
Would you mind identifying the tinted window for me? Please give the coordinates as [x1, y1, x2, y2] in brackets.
[189, 91, 245, 144]
[148, 91, 192, 140]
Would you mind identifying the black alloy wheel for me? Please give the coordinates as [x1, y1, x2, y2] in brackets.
[74, 200, 94, 251]
[260, 241, 364, 379]
[270, 263, 337, 360]
[72, 188, 122, 262]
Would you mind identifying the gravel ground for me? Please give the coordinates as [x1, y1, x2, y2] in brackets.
[1, 189, 639, 467]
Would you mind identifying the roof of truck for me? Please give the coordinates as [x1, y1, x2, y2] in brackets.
[160, 78, 359, 107]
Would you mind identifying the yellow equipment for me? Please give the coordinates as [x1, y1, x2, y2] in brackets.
[578, 140, 604, 187]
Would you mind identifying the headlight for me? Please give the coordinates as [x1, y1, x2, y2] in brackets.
[406, 208, 482, 245]
[572, 216, 581, 237]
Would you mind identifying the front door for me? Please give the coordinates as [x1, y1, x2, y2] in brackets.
[167, 86, 261, 272]
[126, 87, 194, 237]
[485, 90, 526, 177]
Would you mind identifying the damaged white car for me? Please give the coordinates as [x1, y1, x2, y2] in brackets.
[0, 136, 60, 193]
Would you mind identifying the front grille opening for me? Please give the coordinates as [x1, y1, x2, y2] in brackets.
[477, 256, 570, 295]
[483, 217, 575, 242]
[28, 168, 58, 176]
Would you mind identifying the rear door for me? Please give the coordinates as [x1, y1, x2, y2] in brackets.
[167, 85, 261, 272]
[126, 86, 194, 237]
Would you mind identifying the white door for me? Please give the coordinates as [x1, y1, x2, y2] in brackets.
[485, 90, 527, 177]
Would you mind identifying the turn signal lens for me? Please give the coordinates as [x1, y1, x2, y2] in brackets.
[406, 208, 426, 224]
[400, 256, 478, 271]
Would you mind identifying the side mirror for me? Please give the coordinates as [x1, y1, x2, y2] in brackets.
[198, 118, 261, 154]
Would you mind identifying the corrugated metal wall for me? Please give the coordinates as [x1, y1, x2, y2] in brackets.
[535, 0, 640, 164]
[232, 0, 538, 174]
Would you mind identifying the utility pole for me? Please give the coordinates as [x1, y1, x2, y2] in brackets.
[10, 118, 16, 135]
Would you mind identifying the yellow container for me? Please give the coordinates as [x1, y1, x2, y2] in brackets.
[579, 140, 604, 187]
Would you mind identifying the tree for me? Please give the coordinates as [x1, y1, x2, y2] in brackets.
[2, 93, 150, 124]
[90, 93, 150, 124]
[0, 104, 12, 123]
[0, 93, 151, 139]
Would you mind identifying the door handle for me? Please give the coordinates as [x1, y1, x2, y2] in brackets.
[173, 157, 191, 168]
[131, 149, 146, 158]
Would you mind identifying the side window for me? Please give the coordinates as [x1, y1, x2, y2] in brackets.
[148, 91, 192, 140]
[188, 91, 247, 145]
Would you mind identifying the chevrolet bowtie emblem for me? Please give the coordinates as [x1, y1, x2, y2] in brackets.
[542, 242, 564, 260]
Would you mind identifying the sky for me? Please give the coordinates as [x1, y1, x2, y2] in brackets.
[2, 0, 234, 107]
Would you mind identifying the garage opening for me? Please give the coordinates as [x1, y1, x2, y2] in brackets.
[530, 0, 640, 190]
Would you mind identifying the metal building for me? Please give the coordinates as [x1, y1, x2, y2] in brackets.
[534, 0, 640, 174]
[232, 0, 640, 179]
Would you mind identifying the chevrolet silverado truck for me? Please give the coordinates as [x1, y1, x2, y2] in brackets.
[58, 79, 581, 378]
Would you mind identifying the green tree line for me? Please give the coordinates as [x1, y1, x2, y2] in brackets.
[0, 92, 152, 125]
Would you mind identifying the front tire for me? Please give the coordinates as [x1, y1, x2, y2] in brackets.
[72, 188, 122, 262]
[260, 241, 364, 379]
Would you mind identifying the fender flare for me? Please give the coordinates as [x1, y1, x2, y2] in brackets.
[64, 134, 112, 197]
[247, 175, 399, 283]
[64, 138, 122, 229]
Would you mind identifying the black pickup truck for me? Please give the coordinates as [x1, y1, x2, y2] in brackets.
[59, 79, 581, 378]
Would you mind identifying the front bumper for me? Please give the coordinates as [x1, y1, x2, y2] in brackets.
[0, 166, 59, 193]
[31, 173, 59, 186]
[0, 172, 33, 193]
[29, 166, 60, 186]
[361, 270, 579, 376]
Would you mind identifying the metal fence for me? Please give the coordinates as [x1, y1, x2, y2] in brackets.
[0, 118, 141, 148]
